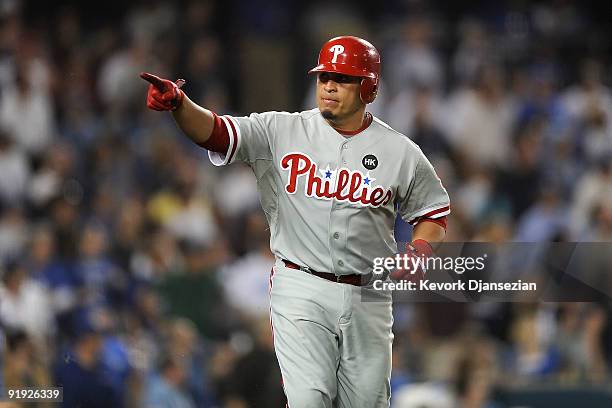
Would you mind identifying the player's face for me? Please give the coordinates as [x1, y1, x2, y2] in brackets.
[316, 72, 363, 124]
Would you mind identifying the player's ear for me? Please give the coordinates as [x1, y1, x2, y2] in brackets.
[360, 77, 378, 104]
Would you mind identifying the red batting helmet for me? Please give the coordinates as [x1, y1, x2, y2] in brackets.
[309, 36, 381, 104]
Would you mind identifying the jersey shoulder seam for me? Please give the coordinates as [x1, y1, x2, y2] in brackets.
[371, 116, 422, 152]
[260, 108, 319, 119]
[274, 108, 320, 122]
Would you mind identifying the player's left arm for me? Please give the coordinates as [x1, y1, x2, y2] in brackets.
[413, 218, 446, 247]
[389, 218, 447, 281]
[408, 217, 446, 265]
[391, 150, 450, 280]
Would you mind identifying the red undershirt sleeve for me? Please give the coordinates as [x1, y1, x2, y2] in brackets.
[414, 215, 448, 230]
[198, 111, 230, 153]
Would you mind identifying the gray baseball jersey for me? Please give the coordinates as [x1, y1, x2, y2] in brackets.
[209, 108, 450, 407]
[209, 108, 450, 275]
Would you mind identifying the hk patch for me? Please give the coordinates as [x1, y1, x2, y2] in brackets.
[362, 154, 378, 170]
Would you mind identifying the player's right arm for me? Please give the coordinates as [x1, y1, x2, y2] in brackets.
[140, 72, 273, 166]
[140, 72, 215, 146]
[172, 93, 215, 146]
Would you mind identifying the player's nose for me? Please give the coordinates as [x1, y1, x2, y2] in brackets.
[323, 79, 338, 92]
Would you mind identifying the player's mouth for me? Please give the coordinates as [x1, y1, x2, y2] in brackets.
[322, 97, 339, 105]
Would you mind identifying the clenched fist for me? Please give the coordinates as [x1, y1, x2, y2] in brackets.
[140, 72, 186, 111]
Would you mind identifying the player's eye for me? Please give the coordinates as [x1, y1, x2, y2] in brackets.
[318, 72, 331, 83]
[319, 73, 359, 84]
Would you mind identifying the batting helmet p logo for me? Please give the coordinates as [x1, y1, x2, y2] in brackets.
[330, 45, 345, 63]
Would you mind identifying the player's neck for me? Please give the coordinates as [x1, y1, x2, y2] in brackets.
[328, 110, 370, 135]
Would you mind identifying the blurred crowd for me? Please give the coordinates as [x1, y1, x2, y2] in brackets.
[0, 0, 611, 407]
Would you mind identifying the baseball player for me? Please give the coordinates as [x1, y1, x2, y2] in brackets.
[141, 36, 450, 407]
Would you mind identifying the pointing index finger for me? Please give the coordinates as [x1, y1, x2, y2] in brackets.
[140, 72, 167, 91]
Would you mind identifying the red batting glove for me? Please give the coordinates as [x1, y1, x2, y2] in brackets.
[389, 239, 434, 281]
[140, 72, 186, 111]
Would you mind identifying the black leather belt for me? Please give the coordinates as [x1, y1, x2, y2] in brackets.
[282, 260, 372, 286]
